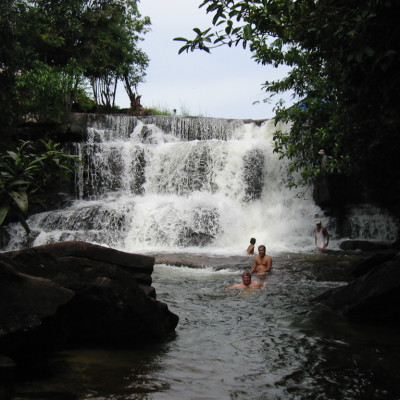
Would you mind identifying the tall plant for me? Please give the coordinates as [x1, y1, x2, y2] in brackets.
[0, 140, 78, 233]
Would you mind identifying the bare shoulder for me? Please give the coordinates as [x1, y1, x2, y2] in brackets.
[228, 284, 243, 289]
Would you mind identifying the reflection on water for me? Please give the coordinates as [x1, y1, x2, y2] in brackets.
[8, 253, 400, 400]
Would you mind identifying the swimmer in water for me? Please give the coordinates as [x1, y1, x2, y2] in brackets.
[250, 245, 272, 276]
[246, 237, 256, 255]
[229, 271, 263, 289]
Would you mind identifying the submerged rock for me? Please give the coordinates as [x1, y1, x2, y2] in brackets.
[0, 241, 179, 378]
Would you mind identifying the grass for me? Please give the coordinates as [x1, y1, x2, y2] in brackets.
[149, 105, 174, 116]
[147, 103, 206, 117]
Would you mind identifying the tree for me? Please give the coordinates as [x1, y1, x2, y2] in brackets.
[0, 0, 33, 129]
[16, 59, 86, 122]
[0, 0, 151, 122]
[80, 0, 150, 110]
[175, 0, 400, 197]
[122, 48, 149, 111]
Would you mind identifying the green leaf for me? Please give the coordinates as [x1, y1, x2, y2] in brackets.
[174, 37, 189, 42]
[243, 24, 252, 40]
[8, 180, 31, 187]
[0, 207, 10, 226]
[269, 15, 281, 26]
[178, 45, 189, 54]
[9, 190, 29, 215]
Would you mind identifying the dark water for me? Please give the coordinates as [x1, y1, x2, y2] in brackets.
[6, 252, 400, 400]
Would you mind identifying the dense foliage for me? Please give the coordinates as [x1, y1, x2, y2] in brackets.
[176, 0, 400, 194]
[0, 0, 150, 234]
[0, 0, 150, 126]
[0, 140, 79, 232]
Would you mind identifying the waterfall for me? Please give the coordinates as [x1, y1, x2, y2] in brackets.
[2, 115, 397, 254]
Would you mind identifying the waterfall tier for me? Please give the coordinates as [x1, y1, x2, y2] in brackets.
[2, 115, 397, 254]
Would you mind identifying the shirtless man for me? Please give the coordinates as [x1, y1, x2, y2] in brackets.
[250, 245, 272, 276]
[229, 271, 263, 289]
[246, 238, 256, 255]
[314, 220, 329, 251]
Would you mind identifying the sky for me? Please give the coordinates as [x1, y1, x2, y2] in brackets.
[115, 0, 295, 120]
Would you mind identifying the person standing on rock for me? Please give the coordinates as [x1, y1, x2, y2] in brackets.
[314, 220, 329, 251]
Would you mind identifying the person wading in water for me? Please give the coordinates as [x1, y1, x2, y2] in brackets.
[229, 271, 263, 289]
[314, 220, 329, 251]
[250, 245, 272, 276]
[247, 238, 256, 255]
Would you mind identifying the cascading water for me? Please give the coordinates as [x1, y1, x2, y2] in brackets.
[2, 114, 397, 254]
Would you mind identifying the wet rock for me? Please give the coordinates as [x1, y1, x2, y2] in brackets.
[0, 241, 178, 369]
[350, 250, 398, 278]
[313, 252, 400, 325]
[152, 253, 251, 270]
[242, 149, 264, 202]
[0, 255, 75, 366]
[175, 207, 221, 247]
[0, 355, 16, 384]
[339, 239, 395, 252]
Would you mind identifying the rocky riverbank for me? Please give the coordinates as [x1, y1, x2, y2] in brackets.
[0, 241, 178, 383]
[313, 240, 400, 326]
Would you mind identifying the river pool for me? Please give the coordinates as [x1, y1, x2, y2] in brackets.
[8, 251, 400, 400]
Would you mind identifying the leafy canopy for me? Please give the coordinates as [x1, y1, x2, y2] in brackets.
[0, 0, 151, 123]
[175, 0, 400, 191]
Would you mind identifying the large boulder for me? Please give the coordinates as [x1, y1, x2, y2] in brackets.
[313, 252, 400, 325]
[350, 250, 398, 278]
[0, 241, 178, 376]
[3, 240, 155, 295]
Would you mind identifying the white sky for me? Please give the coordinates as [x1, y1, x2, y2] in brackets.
[115, 0, 295, 120]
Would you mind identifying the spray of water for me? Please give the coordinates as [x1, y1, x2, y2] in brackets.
[2, 116, 395, 254]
